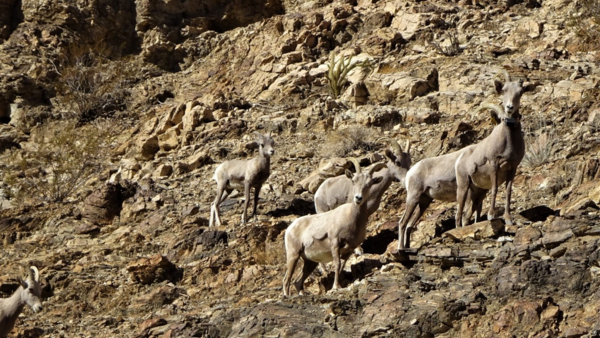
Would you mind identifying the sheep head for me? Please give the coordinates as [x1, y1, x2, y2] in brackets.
[378, 137, 412, 175]
[493, 70, 536, 117]
[17, 266, 43, 313]
[254, 132, 275, 158]
[345, 163, 386, 205]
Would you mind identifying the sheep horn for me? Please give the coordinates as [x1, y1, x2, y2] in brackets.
[30, 266, 39, 282]
[348, 157, 361, 174]
[27, 266, 34, 281]
[405, 139, 411, 153]
[368, 162, 387, 176]
[377, 137, 402, 153]
[476, 103, 504, 116]
[502, 69, 511, 83]
[253, 131, 263, 139]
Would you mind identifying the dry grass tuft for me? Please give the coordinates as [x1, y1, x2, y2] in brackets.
[1, 120, 117, 205]
[522, 115, 556, 168]
[568, 0, 600, 53]
[320, 125, 378, 158]
[429, 29, 461, 56]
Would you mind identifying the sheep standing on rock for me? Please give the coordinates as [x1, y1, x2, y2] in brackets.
[209, 132, 275, 227]
[454, 72, 535, 227]
[455, 102, 526, 227]
[397, 71, 534, 250]
[0, 266, 43, 338]
[283, 163, 386, 296]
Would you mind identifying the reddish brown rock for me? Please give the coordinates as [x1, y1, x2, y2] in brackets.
[127, 254, 182, 285]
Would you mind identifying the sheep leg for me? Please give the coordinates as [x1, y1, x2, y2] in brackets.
[294, 259, 318, 296]
[210, 182, 228, 227]
[398, 197, 419, 250]
[403, 196, 432, 248]
[471, 188, 488, 223]
[463, 187, 485, 226]
[250, 185, 260, 221]
[455, 172, 470, 228]
[219, 188, 232, 204]
[283, 251, 300, 296]
[241, 181, 251, 225]
[487, 161, 499, 221]
[461, 189, 475, 226]
[331, 242, 343, 290]
[503, 168, 517, 225]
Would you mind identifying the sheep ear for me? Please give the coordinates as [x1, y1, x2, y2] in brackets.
[253, 131, 263, 141]
[372, 176, 384, 185]
[523, 82, 537, 93]
[345, 169, 353, 179]
[17, 277, 27, 288]
[494, 80, 504, 94]
[384, 149, 396, 161]
[490, 111, 500, 125]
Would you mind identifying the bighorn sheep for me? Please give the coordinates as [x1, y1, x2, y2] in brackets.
[314, 138, 411, 215]
[397, 145, 486, 249]
[0, 266, 43, 338]
[397, 71, 533, 250]
[283, 163, 386, 296]
[455, 71, 535, 227]
[455, 102, 526, 227]
[209, 132, 275, 227]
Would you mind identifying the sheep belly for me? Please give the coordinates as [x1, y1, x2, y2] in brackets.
[427, 180, 458, 201]
[303, 239, 335, 264]
[304, 249, 334, 264]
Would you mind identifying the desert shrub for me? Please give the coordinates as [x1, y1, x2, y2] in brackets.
[52, 44, 142, 124]
[429, 29, 461, 56]
[1, 120, 116, 205]
[522, 115, 556, 168]
[320, 125, 378, 158]
[326, 51, 372, 99]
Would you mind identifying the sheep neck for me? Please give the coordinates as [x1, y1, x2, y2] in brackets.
[350, 199, 371, 227]
[489, 119, 525, 159]
[0, 287, 26, 331]
[258, 150, 271, 167]
[386, 161, 408, 184]
[365, 167, 397, 216]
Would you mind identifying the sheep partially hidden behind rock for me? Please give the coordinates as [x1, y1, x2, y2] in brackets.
[0, 266, 43, 338]
[210, 132, 275, 227]
[314, 138, 411, 215]
[283, 163, 386, 296]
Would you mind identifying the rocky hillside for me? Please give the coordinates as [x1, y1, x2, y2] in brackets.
[1, 0, 600, 337]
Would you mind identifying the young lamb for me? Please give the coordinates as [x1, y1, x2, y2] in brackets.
[455, 102, 526, 227]
[397, 71, 534, 250]
[314, 138, 411, 215]
[209, 132, 275, 227]
[0, 266, 43, 338]
[282, 163, 386, 296]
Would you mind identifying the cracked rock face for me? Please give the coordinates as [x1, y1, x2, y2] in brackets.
[1, 0, 600, 337]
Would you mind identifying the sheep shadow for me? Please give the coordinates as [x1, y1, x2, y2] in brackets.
[267, 198, 316, 217]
